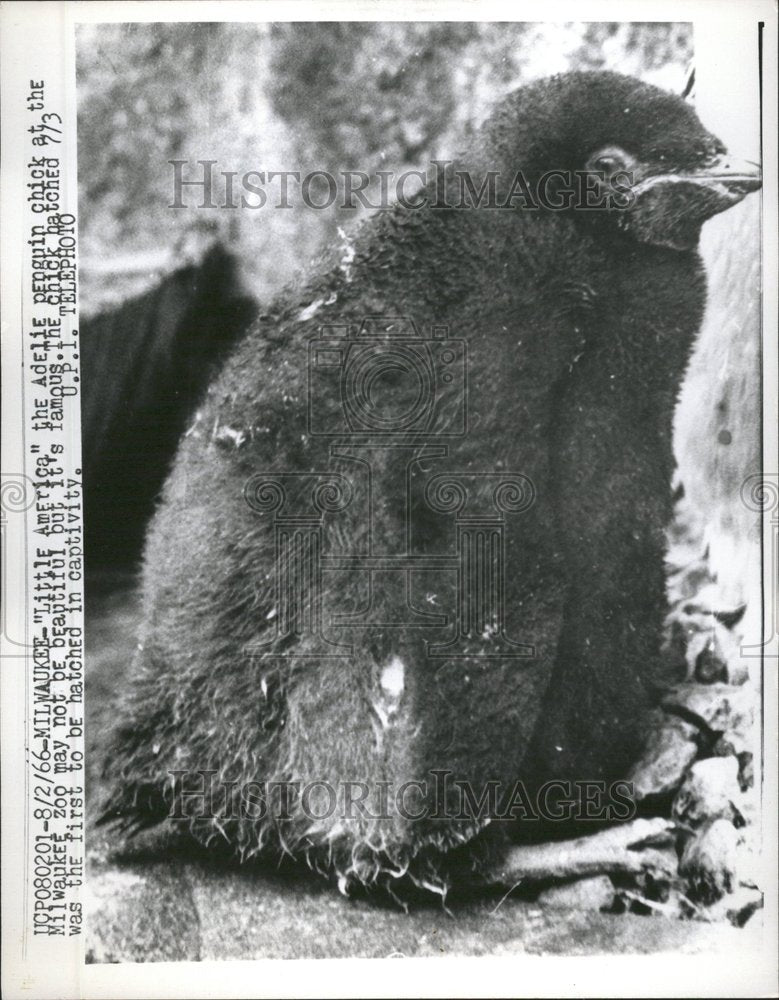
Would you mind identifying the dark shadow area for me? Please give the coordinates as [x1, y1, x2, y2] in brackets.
[80, 243, 256, 571]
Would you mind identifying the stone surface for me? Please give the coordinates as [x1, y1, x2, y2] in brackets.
[85, 863, 201, 963]
[698, 618, 743, 683]
[662, 682, 754, 735]
[707, 886, 764, 928]
[679, 818, 740, 905]
[673, 757, 742, 827]
[536, 876, 615, 912]
[627, 711, 699, 800]
[85, 850, 756, 963]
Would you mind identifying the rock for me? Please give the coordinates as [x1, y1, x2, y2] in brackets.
[733, 834, 761, 889]
[662, 682, 754, 735]
[712, 734, 754, 792]
[673, 756, 742, 827]
[712, 730, 749, 758]
[536, 875, 615, 911]
[693, 632, 730, 683]
[618, 885, 688, 919]
[627, 711, 699, 800]
[707, 886, 764, 927]
[738, 753, 754, 791]
[663, 585, 745, 683]
[680, 818, 739, 904]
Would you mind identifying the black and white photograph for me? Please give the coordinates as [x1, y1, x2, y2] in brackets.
[1, 2, 777, 996]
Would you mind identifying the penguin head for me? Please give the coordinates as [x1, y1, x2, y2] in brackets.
[585, 140, 761, 251]
[482, 71, 761, 250]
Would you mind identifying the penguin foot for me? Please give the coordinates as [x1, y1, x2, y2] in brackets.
[484, 817, 677, 886]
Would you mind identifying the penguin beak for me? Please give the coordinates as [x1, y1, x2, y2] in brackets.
[632, 153, 761, 209]
[621, 153, 761, 250]
[678, 153, 762, 203]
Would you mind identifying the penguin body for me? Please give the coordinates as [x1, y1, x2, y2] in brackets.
[99, 72, 759, 892]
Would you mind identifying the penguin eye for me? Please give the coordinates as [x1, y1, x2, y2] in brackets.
[586, 147, 631, 176]
[593, 155, 622, 173]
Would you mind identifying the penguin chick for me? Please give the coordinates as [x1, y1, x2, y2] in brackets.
[97, 71, 760, 896]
